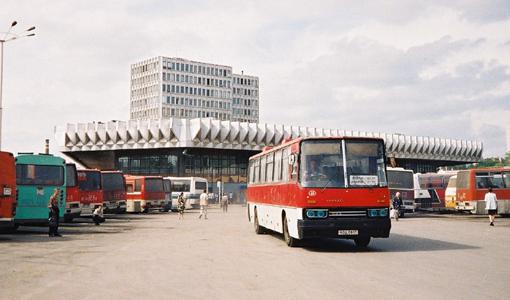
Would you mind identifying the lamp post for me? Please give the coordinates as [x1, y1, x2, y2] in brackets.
[0, 21, 36, 150]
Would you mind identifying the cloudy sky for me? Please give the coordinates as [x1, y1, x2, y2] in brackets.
[1, 0, 509, 156]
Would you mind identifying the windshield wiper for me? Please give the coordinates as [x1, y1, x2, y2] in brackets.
[321, 178, 332, 192]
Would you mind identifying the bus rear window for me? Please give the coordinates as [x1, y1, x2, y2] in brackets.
[146, 179, 163, 192]
[77, 171, 102, 191]
[456, 171, 470, 189]
[66, 165, 77, 187]
[163, 180, 172, 192]
[102, 173, 125, 191]
[387, 171, 414, 189]
[16, 164, 64, 186]
[195, 181, 207, 191]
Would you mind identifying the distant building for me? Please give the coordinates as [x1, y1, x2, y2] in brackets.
[130, 56, 259, 123]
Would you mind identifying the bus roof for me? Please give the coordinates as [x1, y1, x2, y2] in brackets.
[101, 170, 123, 174]
[250, 136, 384, 160]
[387, 167, 413, 173]
[15, 153, 65, 165]
[124, 175, 163, 179]
[77, 169, 101, 173]
[164, 176, 207, 181]
[460, 167, 510, 173]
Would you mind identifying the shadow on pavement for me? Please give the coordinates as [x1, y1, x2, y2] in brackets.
[301, 233, 479, 253]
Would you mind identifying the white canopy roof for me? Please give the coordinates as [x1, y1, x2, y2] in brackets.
[56, 118, 483, 162]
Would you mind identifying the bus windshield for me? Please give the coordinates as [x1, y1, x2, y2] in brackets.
[171, 180, 191, 192]
[66, 165, 77, 187]
[300, 139, 387, 188]
[77, 171, 101, 191]
[102, 173, 125, 191]
[387, 171, 414, 189]
[16, 164, 64, 186]
[146, 178, 164, 192]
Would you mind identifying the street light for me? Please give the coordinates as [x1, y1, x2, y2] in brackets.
[0, 21, 36, 150]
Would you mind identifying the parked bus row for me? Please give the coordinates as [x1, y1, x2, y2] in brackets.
[0, 151, 208, 230]
[386, 167, 510, 216]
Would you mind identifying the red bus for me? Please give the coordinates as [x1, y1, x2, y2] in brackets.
[0, 151, 16, 227]
[456, 167, 510, 215]
[101, 171, 127, 214]
[247, 137, 391, 247]
[64, 163, 81, 222]
[124, 175, 165, 213]
[77, 169, 103, 216]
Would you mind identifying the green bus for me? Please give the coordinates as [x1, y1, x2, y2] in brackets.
[14, 153, 66, 226]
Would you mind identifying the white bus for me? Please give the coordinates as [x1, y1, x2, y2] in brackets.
[387, 167, 416, 215]
[165, 177, 208, 210]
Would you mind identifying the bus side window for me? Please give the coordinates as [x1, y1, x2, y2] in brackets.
[282, 147, 289, 182]
[266, 152, 274, 183]
[503, 172, 510, 188]
[490, 172, 504, 188]
[274, 150, 283, 182]
[127, 184, 134, 193]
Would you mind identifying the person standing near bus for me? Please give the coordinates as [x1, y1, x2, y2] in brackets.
[485, 187, 498, 226]
[221, 193, 229, 213]
[198, 191, 208, 219]
[392, 192, 403, 221]
[48, 188, 62, 237]
[177, 192, 185, 220]
[92, 205, 105, 225]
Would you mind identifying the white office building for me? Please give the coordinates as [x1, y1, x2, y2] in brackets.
[130, 56, 259, 123]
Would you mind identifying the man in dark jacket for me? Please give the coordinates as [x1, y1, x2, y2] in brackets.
[48, 188, 62, 237]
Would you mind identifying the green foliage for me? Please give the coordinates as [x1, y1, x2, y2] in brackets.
[455, 151, 510, 170]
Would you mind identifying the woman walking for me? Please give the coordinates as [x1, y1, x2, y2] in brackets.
[177, 192, 185, 220]
[48, 188, 62, 237]
[485, 187, 498, 226]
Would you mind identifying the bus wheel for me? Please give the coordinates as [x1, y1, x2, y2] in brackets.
[354, 236, 371, 248]
[254, 209, 265, 235]
[283, 217, 299, 247]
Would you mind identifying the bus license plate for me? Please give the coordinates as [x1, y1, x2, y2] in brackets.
[338, 230, 358, 236]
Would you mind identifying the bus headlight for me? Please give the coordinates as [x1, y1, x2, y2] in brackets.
[368, 208, 388, 217]
[306, 209, 328, 219]
[379, 208, 388, 217]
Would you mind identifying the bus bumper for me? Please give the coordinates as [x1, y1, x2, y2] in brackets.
[0, 218, 14, 228]
[297, 218, 391, 239]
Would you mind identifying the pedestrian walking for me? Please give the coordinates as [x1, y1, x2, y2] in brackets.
[177, 192, 186, 220]
[198, 191, 208, 219]
[48, 188, 62, 237]
[221, 193, 229, 213]
[92, 205, 105, 225]
[485, 187, 498, 226]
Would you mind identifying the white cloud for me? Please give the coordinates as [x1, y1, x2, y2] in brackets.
[1, 0, 509, 157]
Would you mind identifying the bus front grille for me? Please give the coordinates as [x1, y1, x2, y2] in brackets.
[328, 210, 367, 217]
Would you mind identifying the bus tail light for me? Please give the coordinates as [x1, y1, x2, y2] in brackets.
[305, 209, 328, 219]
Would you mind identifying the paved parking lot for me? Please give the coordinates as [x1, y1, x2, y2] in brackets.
[1, 206, 509, 300]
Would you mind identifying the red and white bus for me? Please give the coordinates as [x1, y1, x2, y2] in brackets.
[456, 167, 510, 215]
[415, 171, 456, 211]
[101, 171, 127, 214]
[124, 175, 165, 213]
[64, 163, 81, 222]
[0, 151, 16, 227]
[77, 169, 103, 216]
[247, 137, 391, 247]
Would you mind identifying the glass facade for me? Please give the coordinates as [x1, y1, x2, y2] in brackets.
[115, 148, 257, 184]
